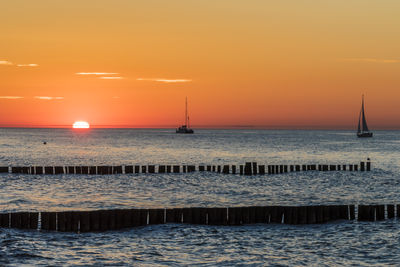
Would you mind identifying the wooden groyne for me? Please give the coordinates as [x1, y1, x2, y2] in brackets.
[1, 160, 371, 175]
[0, 203, 396, 233]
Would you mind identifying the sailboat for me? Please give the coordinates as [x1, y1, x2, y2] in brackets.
[176, 97, 194, 134]
[357, 95, 373, 138]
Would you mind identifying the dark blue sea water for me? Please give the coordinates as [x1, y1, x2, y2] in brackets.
[0, 128, 399, 266]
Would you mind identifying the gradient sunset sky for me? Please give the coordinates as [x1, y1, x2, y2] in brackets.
[1, 0, 399, 129]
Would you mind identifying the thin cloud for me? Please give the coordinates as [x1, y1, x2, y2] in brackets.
[17, 64, 38, 67]
[0, 96, 23, 99]
[99, 77, 123, 80]
[339, 58, 400, 63]
[76, 72, 120, 75]
[34, 96, 64, 100]
[137, 78, 192, 83]
[0, 60, 13, 65]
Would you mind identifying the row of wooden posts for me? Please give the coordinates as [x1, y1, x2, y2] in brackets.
[0, 204, 395, 232]
[1, 161, 371, 175]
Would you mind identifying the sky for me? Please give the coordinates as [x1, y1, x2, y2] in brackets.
[0, 0, 399, 129]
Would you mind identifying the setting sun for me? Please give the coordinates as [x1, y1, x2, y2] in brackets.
[72, 121, 90, 129]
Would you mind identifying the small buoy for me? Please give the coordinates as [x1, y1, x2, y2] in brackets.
[43, 141, 47, 145]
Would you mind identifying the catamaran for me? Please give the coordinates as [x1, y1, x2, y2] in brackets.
[357, 95, 373, 138]
[176, 97, 194, 134]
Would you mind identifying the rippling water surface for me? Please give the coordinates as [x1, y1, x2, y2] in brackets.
[0, 128, 399, 266]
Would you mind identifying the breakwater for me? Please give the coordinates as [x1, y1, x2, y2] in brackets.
[1, 160, 371, 175]
[0, 204, 396, 233]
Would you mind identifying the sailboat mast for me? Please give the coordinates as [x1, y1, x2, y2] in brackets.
[185, 97, 188, 126]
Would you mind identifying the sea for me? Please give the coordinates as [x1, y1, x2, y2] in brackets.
[0, 128, 399, 266]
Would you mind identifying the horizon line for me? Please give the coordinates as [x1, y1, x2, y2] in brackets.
[0, 124, 399, 130]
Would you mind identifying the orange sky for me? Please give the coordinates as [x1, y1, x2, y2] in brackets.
[1, 0, 399, 129]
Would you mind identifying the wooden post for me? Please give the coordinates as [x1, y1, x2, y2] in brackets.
[217, 165, 221, 173]
[199, 166, 205, 172]
[148, 165, 155, 173]
[158, 165, 166, 173]
[29, 212, 38, 230]
[239, 165, 243, 175]
[290, 165, 294, 172]
[188, 165, 196, 172]
[258, 165, 265, 175]
[89, 210, 101, 231]
[75, 166, 82, 174]
[284, 165, 288, 173]
[337, 165, 341, 171]
[67, 166, 75, 174]
[79, 211, 91, 232]
[349, 164, 353, 171]
[125, 165, 134, 174]
[173, 165, 180, 173]
[0, 166, 8, 173]
[307, 206, 317, 224]
[375, 205, 384, 221]
[228, 207, 242, 225]
[366, 160, 371, 171]
[222, 165, 229, 174]
[141, 166, 147, 173]
[295, 165, 300, 172]
[387, 204, 395, 219]
[182, 208, 193, 224]
[135, 165, 140, 173]
[357, 205, 374, 221]
[207, 165, 211, 171]
[330, 165, 336, 171]
[89, 166, 96, 175]
[113, 166, 122, 174]
[302, 165, 306, 171]
[41, 212, 56, 230]
[244, 162, 252, 175]
[349, 205, 355, 220]
[342, 164, 346, 171]
[182, 165, 187, 173]
[82, 166, 89, 174]
[270, 206, 283, 223]
[232, 165, 236, 174]
[99, 210, 110, 231]
[45, 166, 54, 175]
[298, 206, 308, 224]
[360, 162, 365, 171]
[191, 208, 207, 224]
[10, 212, 22, 228]
[252, 162, 257, 175]
[55, 166, 64, 174]
[166, 208, 182, 223]
[166, 165, 171, 173]
[149, 209, 165, 225]
[35, 166, 43, 175]
[0, 213, 9, 228]
[207, 208, 227, 225]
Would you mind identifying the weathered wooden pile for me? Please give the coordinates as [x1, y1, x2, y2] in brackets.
[0, 161, 371, 175]
[0, 203, 395, 233]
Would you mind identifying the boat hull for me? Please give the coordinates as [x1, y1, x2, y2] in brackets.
[176, 129, 194, 134]
[357, 132, 373, 138]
